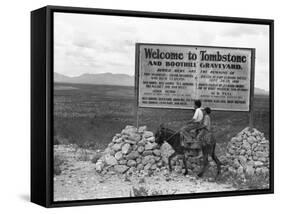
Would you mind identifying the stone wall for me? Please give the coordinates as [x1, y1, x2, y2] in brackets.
[95, 126, 163, 176]
[94, 125, 197, 176]
[224, 127, 269, 178]
[94, 125, 270, 179]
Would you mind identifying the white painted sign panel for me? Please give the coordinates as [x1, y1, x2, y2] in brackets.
[136, 43, 254, 111]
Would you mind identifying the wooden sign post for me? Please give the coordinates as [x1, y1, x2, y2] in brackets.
[249, 49, 256, 129]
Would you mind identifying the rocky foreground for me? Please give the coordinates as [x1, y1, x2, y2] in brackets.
[54, 144, 234, 201]
[53, 125, 270, 201]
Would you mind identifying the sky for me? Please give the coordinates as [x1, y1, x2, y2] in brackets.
[54, 12, 270, 91]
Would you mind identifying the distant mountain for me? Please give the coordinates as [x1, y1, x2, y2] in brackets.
[54, 72, 72, 82]
[54, 72, 134, 86]
[54, 72, 269, 95]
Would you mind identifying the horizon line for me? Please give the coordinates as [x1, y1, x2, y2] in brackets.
[54, 71, 269, 92]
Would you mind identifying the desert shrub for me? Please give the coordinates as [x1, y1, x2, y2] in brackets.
[54, 136, 60, 145]
[54, 135, 70, 145]
[130, 186, 149, 197]
[91, 152, 102, 163]
[220, 170, 269, 190]
[130, 186, 177, 197]
[54, 155, 64, 176]
[151, 189, 177, 195]
[76, 149, 92, 161]
[241, 173, 270, 190]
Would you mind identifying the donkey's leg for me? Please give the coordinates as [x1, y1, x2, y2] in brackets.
[197, 148, 209, 177]
[168, 153, 177, 173]
[182, 154, 189, 175]
[211, 145, 222, 177]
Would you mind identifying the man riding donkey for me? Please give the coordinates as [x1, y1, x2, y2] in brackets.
[180, 99, 212, 152]
[154, 99, 221, 177]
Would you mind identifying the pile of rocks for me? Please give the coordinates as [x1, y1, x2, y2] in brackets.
[225, 127, 269, 178]
[95, 125, 191, 176]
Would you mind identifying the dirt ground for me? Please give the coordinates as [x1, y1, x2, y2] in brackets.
[54, 145, 235, 201]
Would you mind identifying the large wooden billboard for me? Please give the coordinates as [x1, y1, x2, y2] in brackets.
[135, 43, 255, 111]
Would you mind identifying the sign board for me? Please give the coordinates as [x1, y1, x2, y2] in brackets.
[135, 43, 255, 111]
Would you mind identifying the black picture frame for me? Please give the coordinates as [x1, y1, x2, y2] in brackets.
[31, 5, 274, 208]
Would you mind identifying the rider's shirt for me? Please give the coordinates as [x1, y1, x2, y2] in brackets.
[192, 108, 203, 123]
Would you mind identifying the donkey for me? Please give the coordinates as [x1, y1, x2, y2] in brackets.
[154, 125, 221, 178]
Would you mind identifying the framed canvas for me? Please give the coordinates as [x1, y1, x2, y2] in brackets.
[31, 5, 274, 207]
